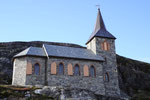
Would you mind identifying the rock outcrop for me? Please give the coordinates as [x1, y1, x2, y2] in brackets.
[0, 85, 123, 100]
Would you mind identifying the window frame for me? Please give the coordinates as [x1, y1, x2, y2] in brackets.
[90, 65, 96, 77]
[67, 63, 73, 76]
[104, 72, 109, 82]
[101, 40, 110, 51]
[26, 62, 32, 75]
[83, 65, 89, 77]
[58, 62, 65, 75]
[51, 62, 57, 75]
[33, 63, 40, 75]
[74, 64, 80, 76]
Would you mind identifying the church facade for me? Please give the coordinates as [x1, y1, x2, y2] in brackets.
[12, 9, 120, 96]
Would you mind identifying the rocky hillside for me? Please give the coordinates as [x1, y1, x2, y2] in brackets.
[117, 55, 150, 99]
[0, 41, 150, 99]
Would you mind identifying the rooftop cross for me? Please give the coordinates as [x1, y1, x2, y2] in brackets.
[95, 5, 100, 9]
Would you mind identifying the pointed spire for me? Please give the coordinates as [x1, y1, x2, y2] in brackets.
[86, 8, 116, 44]
[94, 8, 106, 33]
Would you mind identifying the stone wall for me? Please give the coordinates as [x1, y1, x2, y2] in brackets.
[96, 37, 120, 96]
[12, 57, 27, 86]
[86, 37, 120, 96]
[47, 57, 105, 95]
[25, 57, 46, 85]
[13, 56, 106, 95]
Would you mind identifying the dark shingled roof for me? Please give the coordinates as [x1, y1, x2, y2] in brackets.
[86, 8, 116, 44]
[14, 47, 46, 57]
[14, 44, 104, 61]
[43, 44, 104, 61]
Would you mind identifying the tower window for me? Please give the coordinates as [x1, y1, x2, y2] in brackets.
[105, 57, 107, 64]
[90, 65, 96, 77]
[104, 72, 109, 82]
[101, 41, 110, 51]
[34, 63, 40, 75]
[74, 64, 80, 76]
[58, 63, 64, 75]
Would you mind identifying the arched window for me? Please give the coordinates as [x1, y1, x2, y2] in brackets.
[90, 66, 96, 77]
[51, 62, 57, 75]
[101, 41, 110, 51]
[68, 63, 73, 75]
[83, 65, 89, 76]
[34, 63, 40, 75]
[58, 63, 64, 75]
[74, 64, 80, 76]
[104, 72, 109, 82]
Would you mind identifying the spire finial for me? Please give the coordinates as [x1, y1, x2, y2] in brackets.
[96, 5, 100, 10]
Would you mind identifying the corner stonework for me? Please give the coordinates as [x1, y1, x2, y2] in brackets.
[96, 38, 120, 96]
[12, 57, 27, 86]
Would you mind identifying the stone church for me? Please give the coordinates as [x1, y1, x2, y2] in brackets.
[12, 9, 120, 96]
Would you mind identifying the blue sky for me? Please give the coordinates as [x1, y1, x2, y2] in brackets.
[0, 0, 150, 63]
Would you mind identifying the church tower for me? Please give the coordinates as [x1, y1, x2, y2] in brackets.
[86, 8, 120, 96]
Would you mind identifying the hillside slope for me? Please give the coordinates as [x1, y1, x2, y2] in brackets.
[117, 55, 150, 99]
[0, 41, 150, 99]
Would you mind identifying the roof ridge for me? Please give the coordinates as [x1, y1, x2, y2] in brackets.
[43, 44, 86, 49]
[43, 44, 104, 61]
[26, 47, 31, 55]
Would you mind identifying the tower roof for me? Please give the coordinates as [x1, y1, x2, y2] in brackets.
[86, 8, 116, 44]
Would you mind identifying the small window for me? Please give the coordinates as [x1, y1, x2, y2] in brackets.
[83, 65, 89, 77]
[101, 41, 110, 51]
[90, 66, 96, 77]
[104, 72, 109, 82]
[74, 64, 80, 76]
[26, 62, 32, 75]
[105, 57, 107, 64]
[51, 62, 57, 74]
[58, 63, 64, 75]
[114, 68, 117, 72]
[34, 63, 40, 75]
[68, 63, 73, 75]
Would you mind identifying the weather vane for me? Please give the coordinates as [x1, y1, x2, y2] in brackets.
[96, 5, 100, 9]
